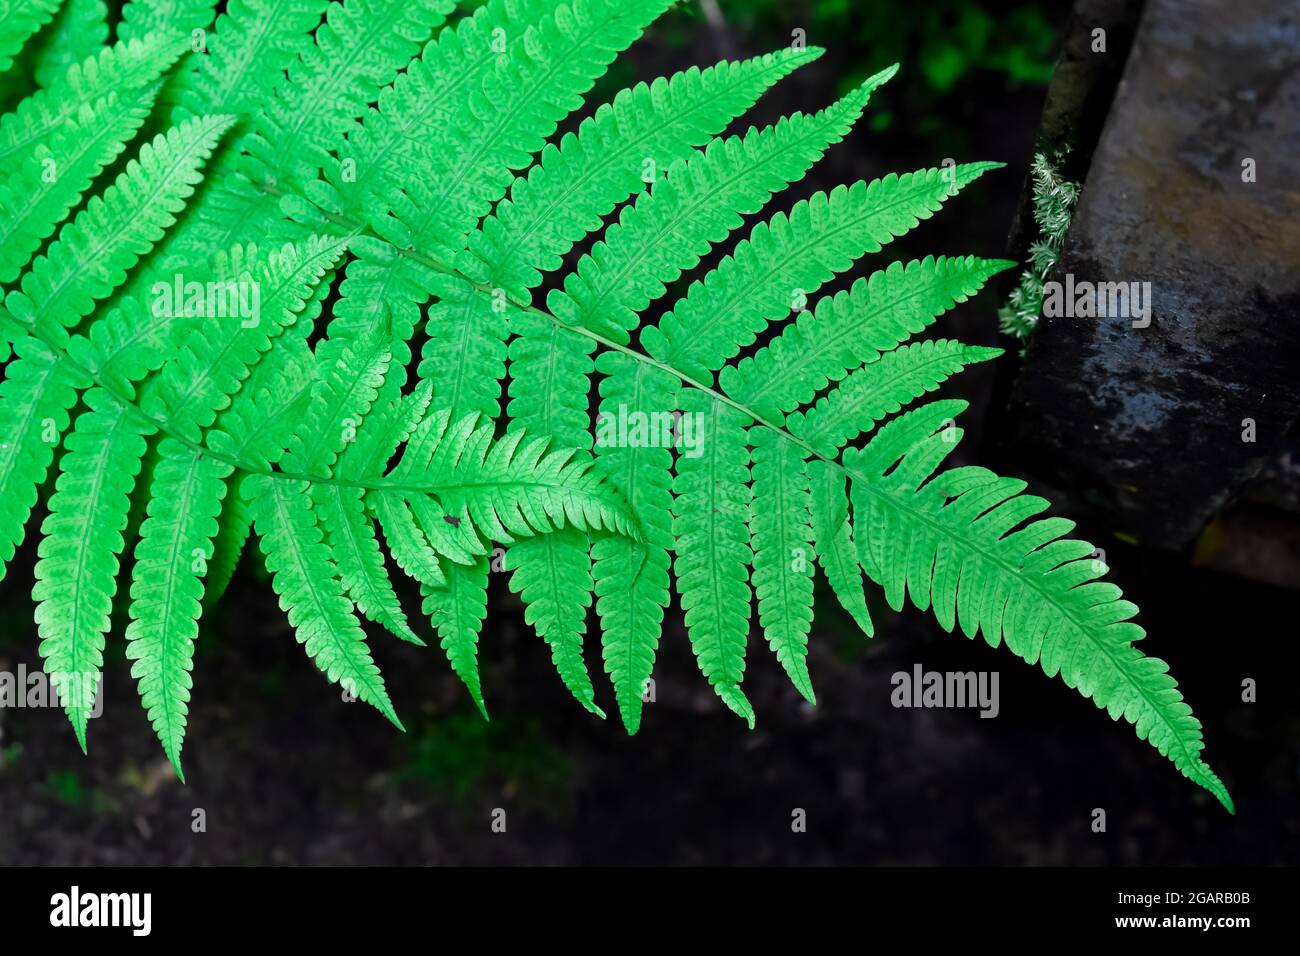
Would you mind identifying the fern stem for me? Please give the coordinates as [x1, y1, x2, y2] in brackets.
[10, 322, 618, 497]
[262, 184, 837, 469]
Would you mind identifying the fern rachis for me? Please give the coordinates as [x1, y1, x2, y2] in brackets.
[0, 0, 1232, 812]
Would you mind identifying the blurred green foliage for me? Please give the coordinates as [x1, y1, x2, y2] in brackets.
[726, 0, 1057, 94]
[400, 709, 573, 801]
[45, 769, 87, 807]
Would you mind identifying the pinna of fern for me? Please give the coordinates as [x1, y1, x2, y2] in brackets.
[0, 0, 1232, 813]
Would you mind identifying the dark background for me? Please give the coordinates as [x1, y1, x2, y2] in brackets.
[0, 0, 1295, 865]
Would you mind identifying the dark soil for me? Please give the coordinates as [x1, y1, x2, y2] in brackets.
[0, 540, 1294, 865]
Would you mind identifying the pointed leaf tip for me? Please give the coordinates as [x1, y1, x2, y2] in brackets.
[863, 63, 901, 90]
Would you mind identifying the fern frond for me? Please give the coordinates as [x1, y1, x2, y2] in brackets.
[842, 403, 1233, 812]
[246, 474, 402, 728]
[550, 71, 890, 344]
[66, 283, 199, 396]
[202, 497, 251, 610]
[30, 0, 109, 89]
[503, 529, 602, 717]
[139, 235, 348, 440]
[467, 47, 820, 717]
[118, 0, 219, 43]
[250, 0, 456, 193]
[150, 0, 446, 284]
[0, 0, 60, 75]
[720, 256, 1012, 422]
[126, 440, 232, 779]
[464, 45, 824, 297]
[372, 493, 446, 588]
[645, 161, 999, 381]
[281, 335, 391, 477]
[423, 558, 490, 718]
[808, 460, 872, 637]
[3, 113, 233, 349]
[592, 353, 674, 733]
[315, 0, 556, 230]
[672, 392, 755, 726]
[788, 339, 1002, 456]
[503, 311, 601, 713]
[749, 427, 816, 704]
[0, 81, 160, 283]
[0, 335, 86, 582]
[418, 284, 511, 421]
[34, 389, 152, 749]
[314, 482, 422, 645]
[403, 0, 674, 256]
[340, 378, 432, 479]
[0, 31, 186, 165]
[171, 0, 327, 118]
[0, 3, 1231, 811]
[205, 343, 317, 471]
[379, 408, 635, 544]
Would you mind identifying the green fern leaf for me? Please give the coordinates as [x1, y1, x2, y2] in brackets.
[503, 311, 600, 714]
[30, 0, 109, 90]
[0, 31, 186, 165]
[0, 335, 86, 582]
[750, 426, 817, 704]
[423, 558, 490, 718]
[720, 256, 1013, 421]
[592, 353, 674, 733]
[281, 335, 391, 477]
[789, 339, 1002, 456]
[117, 0, 219, 43]
[549, 72, 890, 344]
[314, 0, 556, 231]
[406, 0, 674, 256]
[503, 528, 603, 718]
[0, 81, 160, 284]
[140, 236, 347, 440]
[172, 0, 328, 118]
[381, 408, 635, 544]
[34, 388, 152, 749]
[645, 162, 999, 381]
[672, 391, 755, 726]
[0, 0, 60, 75]
[202, 497, 251, 610]
[3, 113, 233, 349]
[250, 0, 456, 193]
[0, 2, 1232, 810]
[315, 482, 423, 645]
[246, 474, 402, 728]
[464, 45, 822, 298]
[843, 403, 1233, 812]
[808, 459, 873, 637]
[125, 440, 232, 779]
[372, 493, 446, 589]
